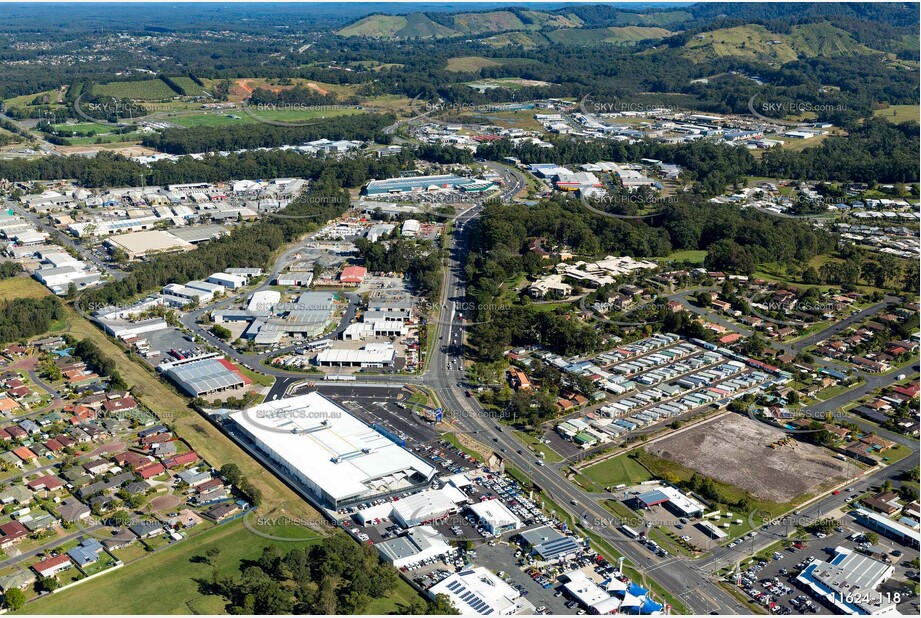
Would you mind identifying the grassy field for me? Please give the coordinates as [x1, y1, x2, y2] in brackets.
[581, 454, 653, 489]
[0, 276, 51, 300]
[446, 56, 504, 72]
[652, 249, 707, 264]
[93, 78, 179, 100]
[51, 122, 115, 136]
[167, 107, 364, 128]
[873, 104, 919, 124]
[236, 365, 275, 387]
[169, 76, 206, 96]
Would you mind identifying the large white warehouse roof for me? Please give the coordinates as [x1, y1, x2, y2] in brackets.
[230, 392, 436, 507]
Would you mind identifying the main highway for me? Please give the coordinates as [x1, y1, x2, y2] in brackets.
[421, 170, 747, 615]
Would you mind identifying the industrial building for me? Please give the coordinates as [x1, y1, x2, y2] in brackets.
[428, 566, 535, 615]
[795, 546, 897, 615]
[207, 272, 248, 290]
[103, 230, 195, 259]
[160, 355, 247, 397]
[401, 219, 421, 238]
[229, 392, 436, 508]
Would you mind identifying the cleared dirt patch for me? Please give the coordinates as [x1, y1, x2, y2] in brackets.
[150, 493, 181, 512]
[645, 414, 848, 503]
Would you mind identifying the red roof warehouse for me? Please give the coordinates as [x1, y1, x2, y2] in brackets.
[340, 265, 367, 284]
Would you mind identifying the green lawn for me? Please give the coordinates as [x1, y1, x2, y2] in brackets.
[512, 430, 563, 463]
[21, 520, 264, 614]
[236, 365, 275, 387]
[169, 107, 364, 127]
[873, 104, 919, 124]
[581, 454, 654, 489]
[51, 122, 115, 135]
[652, 249, 707, 264]
[19, 517, 417, 615]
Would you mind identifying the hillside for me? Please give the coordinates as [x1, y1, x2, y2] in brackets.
[682, 23, 878, 63]
[337, 6, 677, 40]
[336, 12, 455, 39]
[547, 26, 674, 46]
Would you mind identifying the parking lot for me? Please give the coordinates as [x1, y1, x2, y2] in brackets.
[136, 326, 203, 368]
[313, 385, 442, 448]
[729, 517, 919, 615]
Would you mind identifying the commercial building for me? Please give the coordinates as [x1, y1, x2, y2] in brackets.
[562, 570, 621, 615]
[229, 392, 436, 508]
[315, 343, 396, 368]
[340, 265, 367, 284]
[696, 520, 728, 540]
[636, 485, 705, 518]
[429, 566, 535, 615]
[518, 525, 583, 561]
[467, 499, 522, 535]
[104, 230, 195, 259]
[795, 546, 897, 615]
[377, 525, 456, 568]
[364, 174, 481, 196]
[391, 485, 467, 528]
[853, 508, 921, 549]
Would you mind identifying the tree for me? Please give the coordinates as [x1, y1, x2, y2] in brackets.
[36, 575, 60, 593]
[220, 463, 242, 486]
[864, 532, 879, 545]
[3, 588, 26, 611]
[211, 324, 232, 340]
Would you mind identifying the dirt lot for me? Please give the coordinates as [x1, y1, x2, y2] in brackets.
[645, 414, 848, 503]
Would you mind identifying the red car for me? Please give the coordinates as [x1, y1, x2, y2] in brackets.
[832, 490, 841, 495]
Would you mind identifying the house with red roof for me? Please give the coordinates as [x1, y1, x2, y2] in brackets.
[102, 396, 138, 413]
[136, 462, 166, 479]
[5, 426, 27, 439]
[162, 451, 199, 468]
[32, 554, 72, 577]
[43, 438, 64, 453]
[27, 474, 65, 492]
[0, 521, 28, 548]
[12, 446, 37, 462]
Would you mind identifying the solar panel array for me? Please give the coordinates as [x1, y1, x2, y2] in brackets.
[444, 580, 494, 615]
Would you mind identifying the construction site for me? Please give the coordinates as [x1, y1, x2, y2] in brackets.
[644, 414, 851, 503]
